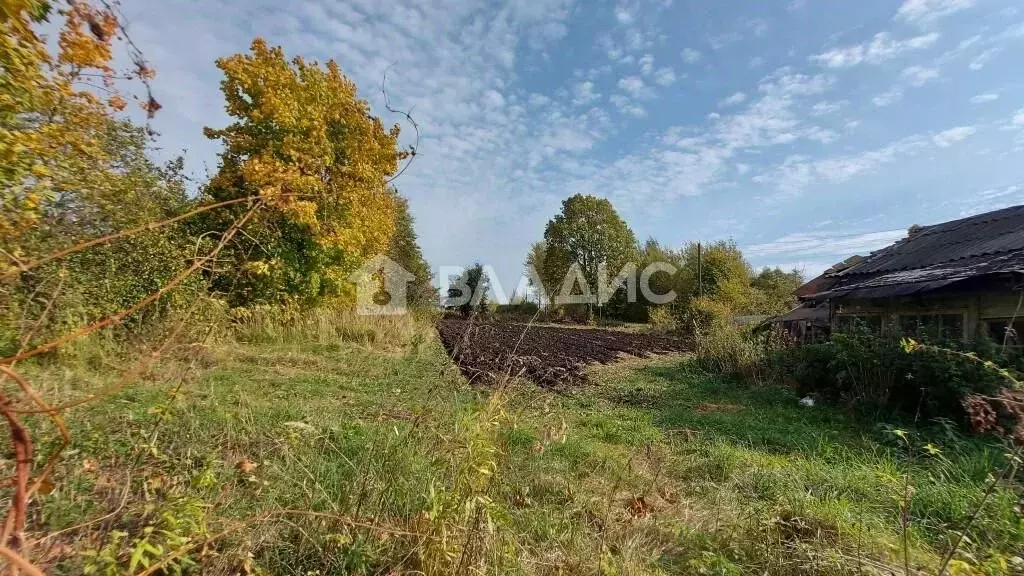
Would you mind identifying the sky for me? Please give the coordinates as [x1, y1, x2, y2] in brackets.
[106, 0, 1024, 295]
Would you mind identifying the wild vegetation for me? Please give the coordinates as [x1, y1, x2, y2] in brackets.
[1, 2, 1022, 575]
[522, 195, 803, 326]
[14, 312, 1023, 574]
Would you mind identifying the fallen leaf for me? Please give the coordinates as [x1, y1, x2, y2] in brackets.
[37, 478, 55, 495]
[626, 495, 651, 518]
[283, 421, 316, 433]
[235, 459, 258, 474]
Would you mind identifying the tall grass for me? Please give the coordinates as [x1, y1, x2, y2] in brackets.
[231, 305, 434, 351]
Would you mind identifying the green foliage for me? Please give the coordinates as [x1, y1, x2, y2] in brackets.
[749, 266, 803, 315]
[199, 38, 407, 307]
[386, 191, 435, 309]
[447, 263, 489, 316]
[774, 329, 1010, 420]
[674, 241, 748, 313]
[523, 240, 548, 303]
[542, 194, 638, 299]
[81, 496, 207, 575]
[526, 199, 804, 325]
[686, 297, 779, 381]
[3, 120, 203, 355]
[26, 312, 1024, 574]
[493, 301, 540, 321]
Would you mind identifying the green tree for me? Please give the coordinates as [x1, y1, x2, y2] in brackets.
[386, 191, 435, 309]
[750, 267, 803, 315]
[542, 195, 638, 306]
[639, 238, 685, 304]
[200, 38, 409, 307]
[447, 263, 489, 316]
[1, 0, 150, 266]
[523, 241, 548, 305]
[677, 240, 754, 314]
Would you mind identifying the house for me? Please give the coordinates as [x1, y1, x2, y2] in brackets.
[783, 204, 1024, 342]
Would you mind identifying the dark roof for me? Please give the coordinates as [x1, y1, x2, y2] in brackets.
[805, 204, 1024, 299]
[769, 303, 829, 325]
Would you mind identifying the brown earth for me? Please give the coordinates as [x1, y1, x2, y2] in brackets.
[436, 318, 688, 387]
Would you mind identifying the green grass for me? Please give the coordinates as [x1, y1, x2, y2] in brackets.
[16, 318, 1024, 575]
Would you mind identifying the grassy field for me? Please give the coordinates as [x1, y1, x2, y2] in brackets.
[16, 316, 1023, 575]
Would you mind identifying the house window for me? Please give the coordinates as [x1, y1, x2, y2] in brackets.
[898, 313, 963, 342]
[986, 319, 1024, 346]
[836, 314, 882, 334]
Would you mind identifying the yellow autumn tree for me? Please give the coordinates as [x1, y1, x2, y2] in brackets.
[202, 39, 407, 305]
[0, 0, 157, 270]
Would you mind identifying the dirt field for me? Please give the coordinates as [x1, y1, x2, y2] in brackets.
[436, 318, 688, 386]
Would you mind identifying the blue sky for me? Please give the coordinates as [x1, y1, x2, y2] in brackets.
[112, 0, 1024, 293]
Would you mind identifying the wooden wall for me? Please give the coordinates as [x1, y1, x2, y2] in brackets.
[832, 290, 1024, 340]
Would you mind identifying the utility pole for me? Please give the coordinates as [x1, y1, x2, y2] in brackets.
[697, 241, 703, 299]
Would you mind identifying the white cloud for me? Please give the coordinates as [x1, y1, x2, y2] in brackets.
[609, 94, 646, 117]
[969, 92, 998, 104]
[896, 0, 977, 25]
[968, 48, 999, 70]
[932, 125, 976, 147]
[746, 229, 906, 259]
[653, 67, 676, 86]
[681, 48, 701, 63]
[116, 0, 584, 292]
[1013, 109, 1024, 127]
[719, 91, 748, 108]
[638, 53, 655, 75]
[747, 18, 769, 38]
[872, 88, 904, 107]
[811, 100, 846, 115]
[707, 32, 741, 50]
[572, 81, 600, 106]
[614, 5, 634, 24]
[528, 93, 551, 107]
[563, 70, 840, 207]
[901, 65, 940, 86]
[809, 32, 939, 68]
[623, 105, 647, 118]
[483, 89, 506, 108]
[617, 75, 653, 99]
[755, 135, 931, 198]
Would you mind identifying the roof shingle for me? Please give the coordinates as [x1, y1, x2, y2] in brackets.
[801, 204, 1024, 298]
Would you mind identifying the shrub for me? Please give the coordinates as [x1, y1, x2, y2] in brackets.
[3, 123, 206, 357]
[493, 302, 540, 322]
[647, 306, 677, 332]
[773, 329, 1009, 421]
[686, 297, 779, 382]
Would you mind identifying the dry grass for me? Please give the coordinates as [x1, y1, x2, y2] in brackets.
[5, 312, 1021, 575]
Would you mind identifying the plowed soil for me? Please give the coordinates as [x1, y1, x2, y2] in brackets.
[437, 318, 687, 386]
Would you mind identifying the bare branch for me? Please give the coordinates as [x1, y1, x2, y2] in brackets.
[381, 66, 420, 184]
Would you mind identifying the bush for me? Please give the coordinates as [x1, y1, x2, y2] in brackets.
[773, 329, 1009, 421]
[493, 302, 540, 322]
[686, 297, 780, 382]
[548, 303, 593, 324]
[647, 306, 677, 332]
